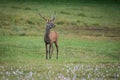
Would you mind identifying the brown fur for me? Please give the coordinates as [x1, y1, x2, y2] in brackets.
[49, 31, 58, 43]
[39, 12, 58, 59]
[45, 31, 58, 59]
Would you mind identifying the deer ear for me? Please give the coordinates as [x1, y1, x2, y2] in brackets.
[47, 20, 50, 23]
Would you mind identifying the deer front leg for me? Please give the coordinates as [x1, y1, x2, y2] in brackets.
[49, 43, 53, 59]
[45, 44, 48, 59]
[49, 44, 51, 59]
[50, 44, 54, 59]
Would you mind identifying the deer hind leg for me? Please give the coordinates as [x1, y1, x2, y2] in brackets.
[55, 42, 58, 59]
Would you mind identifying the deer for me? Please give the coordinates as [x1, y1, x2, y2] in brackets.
[39, 12, 58, 60]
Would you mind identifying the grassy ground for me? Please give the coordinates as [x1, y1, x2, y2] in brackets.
[0, 35, 120, 79]
[0, 1, 120, 80]
[0, 35, 120, 63]
[0, 2, 120, 36]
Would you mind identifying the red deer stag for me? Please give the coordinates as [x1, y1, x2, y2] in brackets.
[39, 12, 58, 59]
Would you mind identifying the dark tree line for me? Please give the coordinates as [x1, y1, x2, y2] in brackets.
[0, 0, 120, 3]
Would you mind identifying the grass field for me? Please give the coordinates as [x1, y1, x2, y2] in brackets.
[0, 1, 120, 36]
[0, 35, 120, 80]
[0, 1, 120, 80]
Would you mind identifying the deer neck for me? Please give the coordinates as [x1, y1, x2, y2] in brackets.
[45, 26, 50, 36]
[44, 26, 51, 43]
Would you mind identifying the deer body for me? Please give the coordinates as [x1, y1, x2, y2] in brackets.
[45, 31, 58, 44]
[39, 12, 58, 59]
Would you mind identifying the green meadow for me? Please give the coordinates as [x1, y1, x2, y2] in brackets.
[0, 1, 120, 80]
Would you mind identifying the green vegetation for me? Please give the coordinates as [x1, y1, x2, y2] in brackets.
[0, 35, 120, 79]
[0, 1, 120, 36]
[0, 1, 120, 79]
[0, 36, 120, 63]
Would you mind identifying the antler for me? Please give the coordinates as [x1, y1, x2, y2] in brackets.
[50, 11, 56, 21]
[39, 12, 47, 21]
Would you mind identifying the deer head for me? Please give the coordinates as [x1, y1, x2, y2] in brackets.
[39, 12, 55, 22]
[39, 12, 56, 29]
